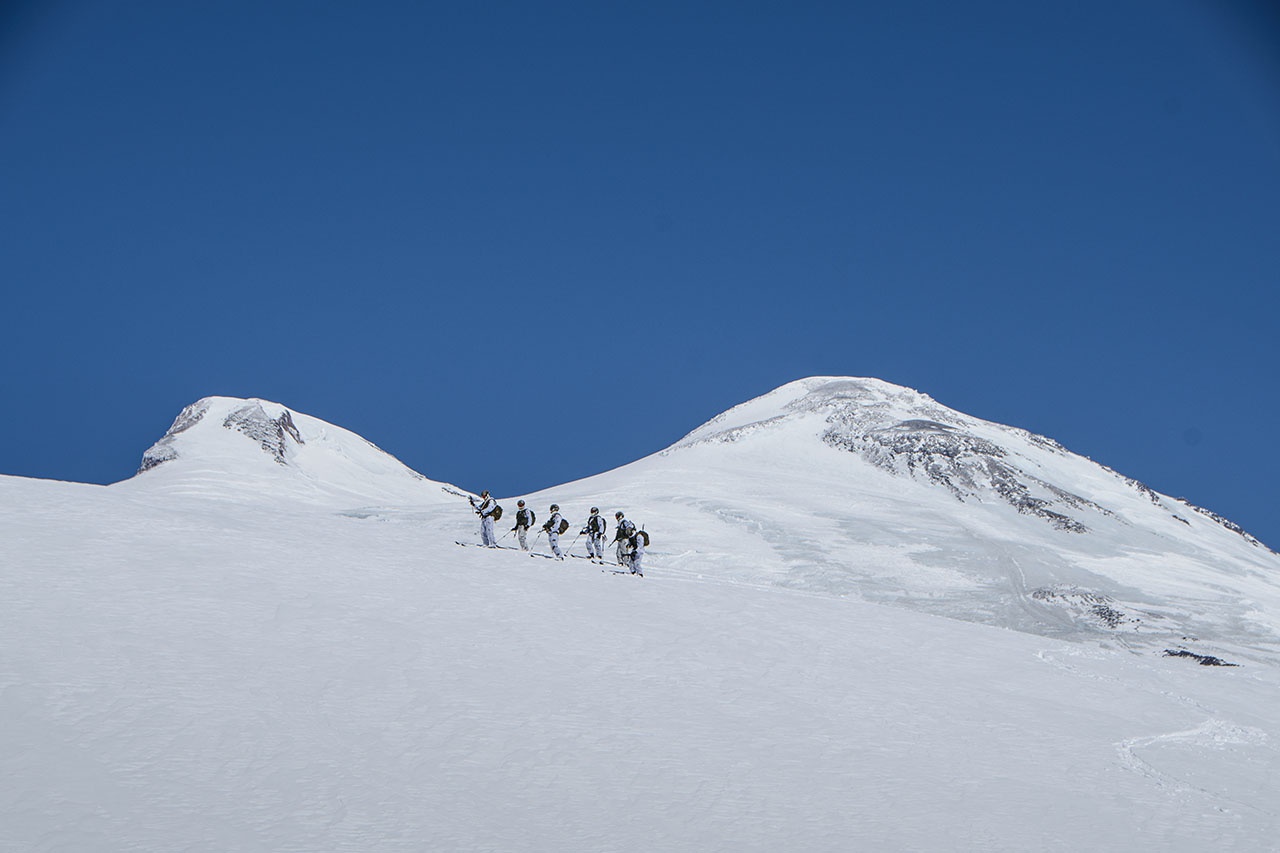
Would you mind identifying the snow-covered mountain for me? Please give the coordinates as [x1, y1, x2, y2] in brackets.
[115, 395, 464, 506]
[3, 380, 1278, 851]
[526, 377, 1280, 663]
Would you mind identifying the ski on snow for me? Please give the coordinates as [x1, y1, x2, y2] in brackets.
[455, 541, 642, 575]
[453, 541, 519, 551]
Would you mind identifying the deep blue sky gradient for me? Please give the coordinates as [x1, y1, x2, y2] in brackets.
[3, 1, 1278, 545]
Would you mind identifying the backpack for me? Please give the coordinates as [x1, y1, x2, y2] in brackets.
[557, 518, 570, 535]
[490, 504, 503, 522]
[588, 515, 606, 535]
[517, 508, 534, 528]
[634, 529, 650, 547]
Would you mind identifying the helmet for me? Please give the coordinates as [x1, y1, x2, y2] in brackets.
[615, 511, 624, 519]
[517, 500, 525, 507]
[590, 507, 599, 514]
[481, 490, 490, 498]
[550, 504, 559, 512]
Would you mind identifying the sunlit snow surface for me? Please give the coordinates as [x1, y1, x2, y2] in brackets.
[2, 379, 1278, 851]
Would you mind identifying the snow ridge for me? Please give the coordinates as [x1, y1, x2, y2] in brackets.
[673, 378, 1108, 533]
[668, 376, 1269, 546]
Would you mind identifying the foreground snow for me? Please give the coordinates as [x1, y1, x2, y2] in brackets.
[2, 473, 1278, 851]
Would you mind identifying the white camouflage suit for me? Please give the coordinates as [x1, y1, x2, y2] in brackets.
[585, 511, 607, 560]
[613, 515, 636, 567]
[629, 531, 645, 575]
[545, 508, 565, 560]
[472, 494, 498, 547]
[513, 505, 534, 551]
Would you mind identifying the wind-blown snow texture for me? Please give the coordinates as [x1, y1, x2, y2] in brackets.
[2, 378, 1277, 851]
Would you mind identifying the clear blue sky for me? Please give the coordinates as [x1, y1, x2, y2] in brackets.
[3, 1, 1278, 546]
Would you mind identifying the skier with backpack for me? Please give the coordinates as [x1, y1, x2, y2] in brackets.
[469, 490, 501, 547]
[512, 499, 536, 551]
[583, 507, 608, 563]
[612, 511, 636, 567]
[542, 504, 568, 560]
[627, 527, 648, 576]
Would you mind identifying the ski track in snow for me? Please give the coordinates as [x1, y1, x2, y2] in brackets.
[1117, 719, 1277, 819]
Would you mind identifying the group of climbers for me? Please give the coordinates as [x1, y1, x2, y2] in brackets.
[469, 492, 646, 575]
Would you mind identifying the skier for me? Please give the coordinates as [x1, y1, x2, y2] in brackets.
[512, 499, 536, 551]
[542, 504, 566, 560]
[628, 528, 646, 576]
[583, 507, 607, 563]
[612, 511, 636, 567]
[469, 490, 499, 547]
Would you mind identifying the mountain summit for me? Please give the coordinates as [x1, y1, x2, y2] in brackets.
[531, 377, 1280, 657]
[672, 377, 1271, 545]
[117, 396, 460, 506]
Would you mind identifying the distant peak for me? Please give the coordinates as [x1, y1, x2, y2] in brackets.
[668, 377, 1103, 533]
[138, 397, 304, 473]
[671, 376, 941, 450]
[670, 376, 1272, 547]
[124, 396, 460, 506]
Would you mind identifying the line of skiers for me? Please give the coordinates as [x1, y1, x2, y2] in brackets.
[469, 491, 646, 575]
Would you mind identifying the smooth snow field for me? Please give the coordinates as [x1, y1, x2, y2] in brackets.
[3, 384, 1278, 851]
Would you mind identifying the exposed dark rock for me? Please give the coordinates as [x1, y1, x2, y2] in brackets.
[138, 445, 177, 473]
[138, 401, 211, 473]
[1162, 649, 1238, 667]
[1176, 498, 1276, 554]
[1124, 475, 1164, 505]
[1031, 586, 1137, 629]
[223, 403, 304, 465]
[822, 416, 1094, 532]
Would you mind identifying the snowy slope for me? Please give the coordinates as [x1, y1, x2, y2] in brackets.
[526, 378, 1280, 663]
[2, 381, 1279, 851]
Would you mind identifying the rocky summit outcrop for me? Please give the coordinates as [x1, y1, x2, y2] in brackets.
[139, 398, 305, 472]
[125, 396, 457, 507]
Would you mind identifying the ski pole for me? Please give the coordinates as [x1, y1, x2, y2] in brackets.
[498, 527, 513, 543]
[565, 530, 583, 555]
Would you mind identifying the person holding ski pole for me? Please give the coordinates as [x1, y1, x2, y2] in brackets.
[612, 511, 636, 567]
[512, 499, 536, 551]
[583, 507, 608, 563]
[470, 490, 499, 547]
[627, 527, 647, 576]
[543, 504, 567, 560]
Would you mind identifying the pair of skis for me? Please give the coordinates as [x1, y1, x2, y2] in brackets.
[571, 552, 640, 575]
[454, 541, 642, 576]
